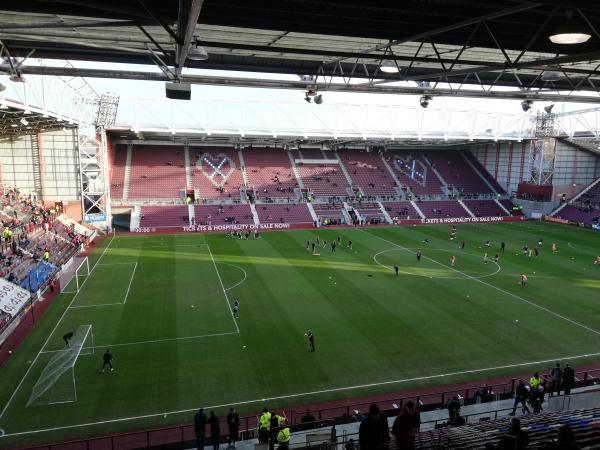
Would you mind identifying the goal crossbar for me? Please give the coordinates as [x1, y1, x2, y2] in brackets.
[26, 324, 94, 407]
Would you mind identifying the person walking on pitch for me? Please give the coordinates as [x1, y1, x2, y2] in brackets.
[304, 330, 315, 352]
[102, 349, 114, 372]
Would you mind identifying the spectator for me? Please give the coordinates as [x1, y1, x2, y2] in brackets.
[300, 409, 316, 430]
[530, 372, 543, 390]
[258, 407, 271, 444]
[226, 407, 239, 449]
[510, 381, 531, 416]
[447, 396, 464, 426]
[486, 417, 529, 450]
[359, 403, 390, 450]
[532, 386, 545, 413]
[391, 400, 420, 450]
[550, 363, 562, 396]
[276, 417, 290, 450]
[208, 411, 220, 450]
[542, 424, 580, 449]
[194, 408, 207, 450]
[563, 364, 575, 395]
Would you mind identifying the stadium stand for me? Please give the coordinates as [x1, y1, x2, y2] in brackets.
[462, 150, 506, 193]
[339, 150, 398, 196]
[296, 162, 351, 197]
[463, 200, 509, 217]
[243, 148, 299, 199]
[191, 146, 245, 200]
[255, 204, 313, 224]
[139, 205, 189, 227]
[312, 203, 346, 225]
[128, 146, 186, 200]
[292, 148, 335, 160]
[350, 202, 386, 223]
[382, 201, 421, 220]
[425, 150, 494, 196]
[417, 200, 470, 218]
[386, 151, 446, 196]
[110, 144, 127, 200]
[556, 205, 600, 225]
[194, 204, 254, 225]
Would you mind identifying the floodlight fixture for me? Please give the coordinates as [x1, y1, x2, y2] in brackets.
[549, 9, 592, 44]
[188, 41, 209, 61]
[314, 94, 323, 105]
[521, 100, 533, 112]
[19, 118, 28, 126]
[419, 95, 432, 108]
[544, 104, 555, 114]
[380, 60, 399, 73]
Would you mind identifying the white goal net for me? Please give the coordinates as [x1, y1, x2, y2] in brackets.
[60, 257, 90, 294]
[26, 324, 94, 407]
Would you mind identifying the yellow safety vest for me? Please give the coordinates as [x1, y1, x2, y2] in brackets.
[277, 427, 290, 444]
[259, 412, 271, 430]
[530, 376, 541, 389]
[43, 252, 49, 260]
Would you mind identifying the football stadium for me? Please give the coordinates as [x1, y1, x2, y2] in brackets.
[0, 2, 600, 450]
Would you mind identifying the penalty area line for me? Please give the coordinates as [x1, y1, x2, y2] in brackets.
[362, 229, 600, 337]
[4, 349, 600, 439]
[39, 331, 239, 354]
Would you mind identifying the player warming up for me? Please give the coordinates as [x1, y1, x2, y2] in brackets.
[520, 274, 528, 287]
[233, 300, 240, 318]
[304, 330, 315, 352]
[62, 331, 74, 346]
[451, 255, 456, 267]
[102, 349, 114, 372]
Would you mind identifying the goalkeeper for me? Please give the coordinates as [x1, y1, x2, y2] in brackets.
[102, 349, 114, 373]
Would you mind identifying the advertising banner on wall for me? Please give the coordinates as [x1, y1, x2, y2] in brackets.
[0, 279, 31, 316]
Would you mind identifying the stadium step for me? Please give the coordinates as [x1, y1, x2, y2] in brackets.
[550, 174, 600, 217]
[183, 143, 192, 189]
[410, 200, 426, 219]
[458, 199, 476, 218]
[460, 149, 499, 195]
[378, 201, 393, 224]
[335, 151, 357, 187]
[494, 198, 511, 215]
[380, 153, 404, 191]
[122, 144, 133, 200]
[249, 203, 260, 225]
[306, 202, 318, 224]
[287, 151, 305, 189]
[238, 148, 250, 186]
[422, 153, 449, 192]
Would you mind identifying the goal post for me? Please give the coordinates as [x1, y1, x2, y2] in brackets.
[60, 256, 90, 294]
[26, 324, 94, 407]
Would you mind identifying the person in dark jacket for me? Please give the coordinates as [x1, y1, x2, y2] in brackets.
[486, 418, 529, 450]
[510, 381, 531, 415]
[194, 408, 207, 450]
[358, 403, 390, 450]
[542, 424, 580, 450]
[563, 364, 575, 395]
[208, 411, 220, 450]
[227, 407, 240, 449]
[391, 401, 420, 450]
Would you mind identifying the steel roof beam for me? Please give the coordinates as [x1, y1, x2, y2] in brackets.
[4, 64, 600, 103]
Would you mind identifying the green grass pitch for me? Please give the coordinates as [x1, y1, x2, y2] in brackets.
[0, 222, 599, 446]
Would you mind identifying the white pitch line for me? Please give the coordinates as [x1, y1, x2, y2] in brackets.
[219, 262, 248, 291]
[0, 234, 116, 419]
[362, 229, 600, 337]
[122, 262, 138, 304]
[4, 349, 600, 439]
[69, 303, 125, 309]
[39, 331, 239, 354]
[96, 262, 138, 266]
[206, 244, 240, 334]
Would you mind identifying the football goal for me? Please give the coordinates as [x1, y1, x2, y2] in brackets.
[60, 256, 90, 294]
[26, 324, 94, 407]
